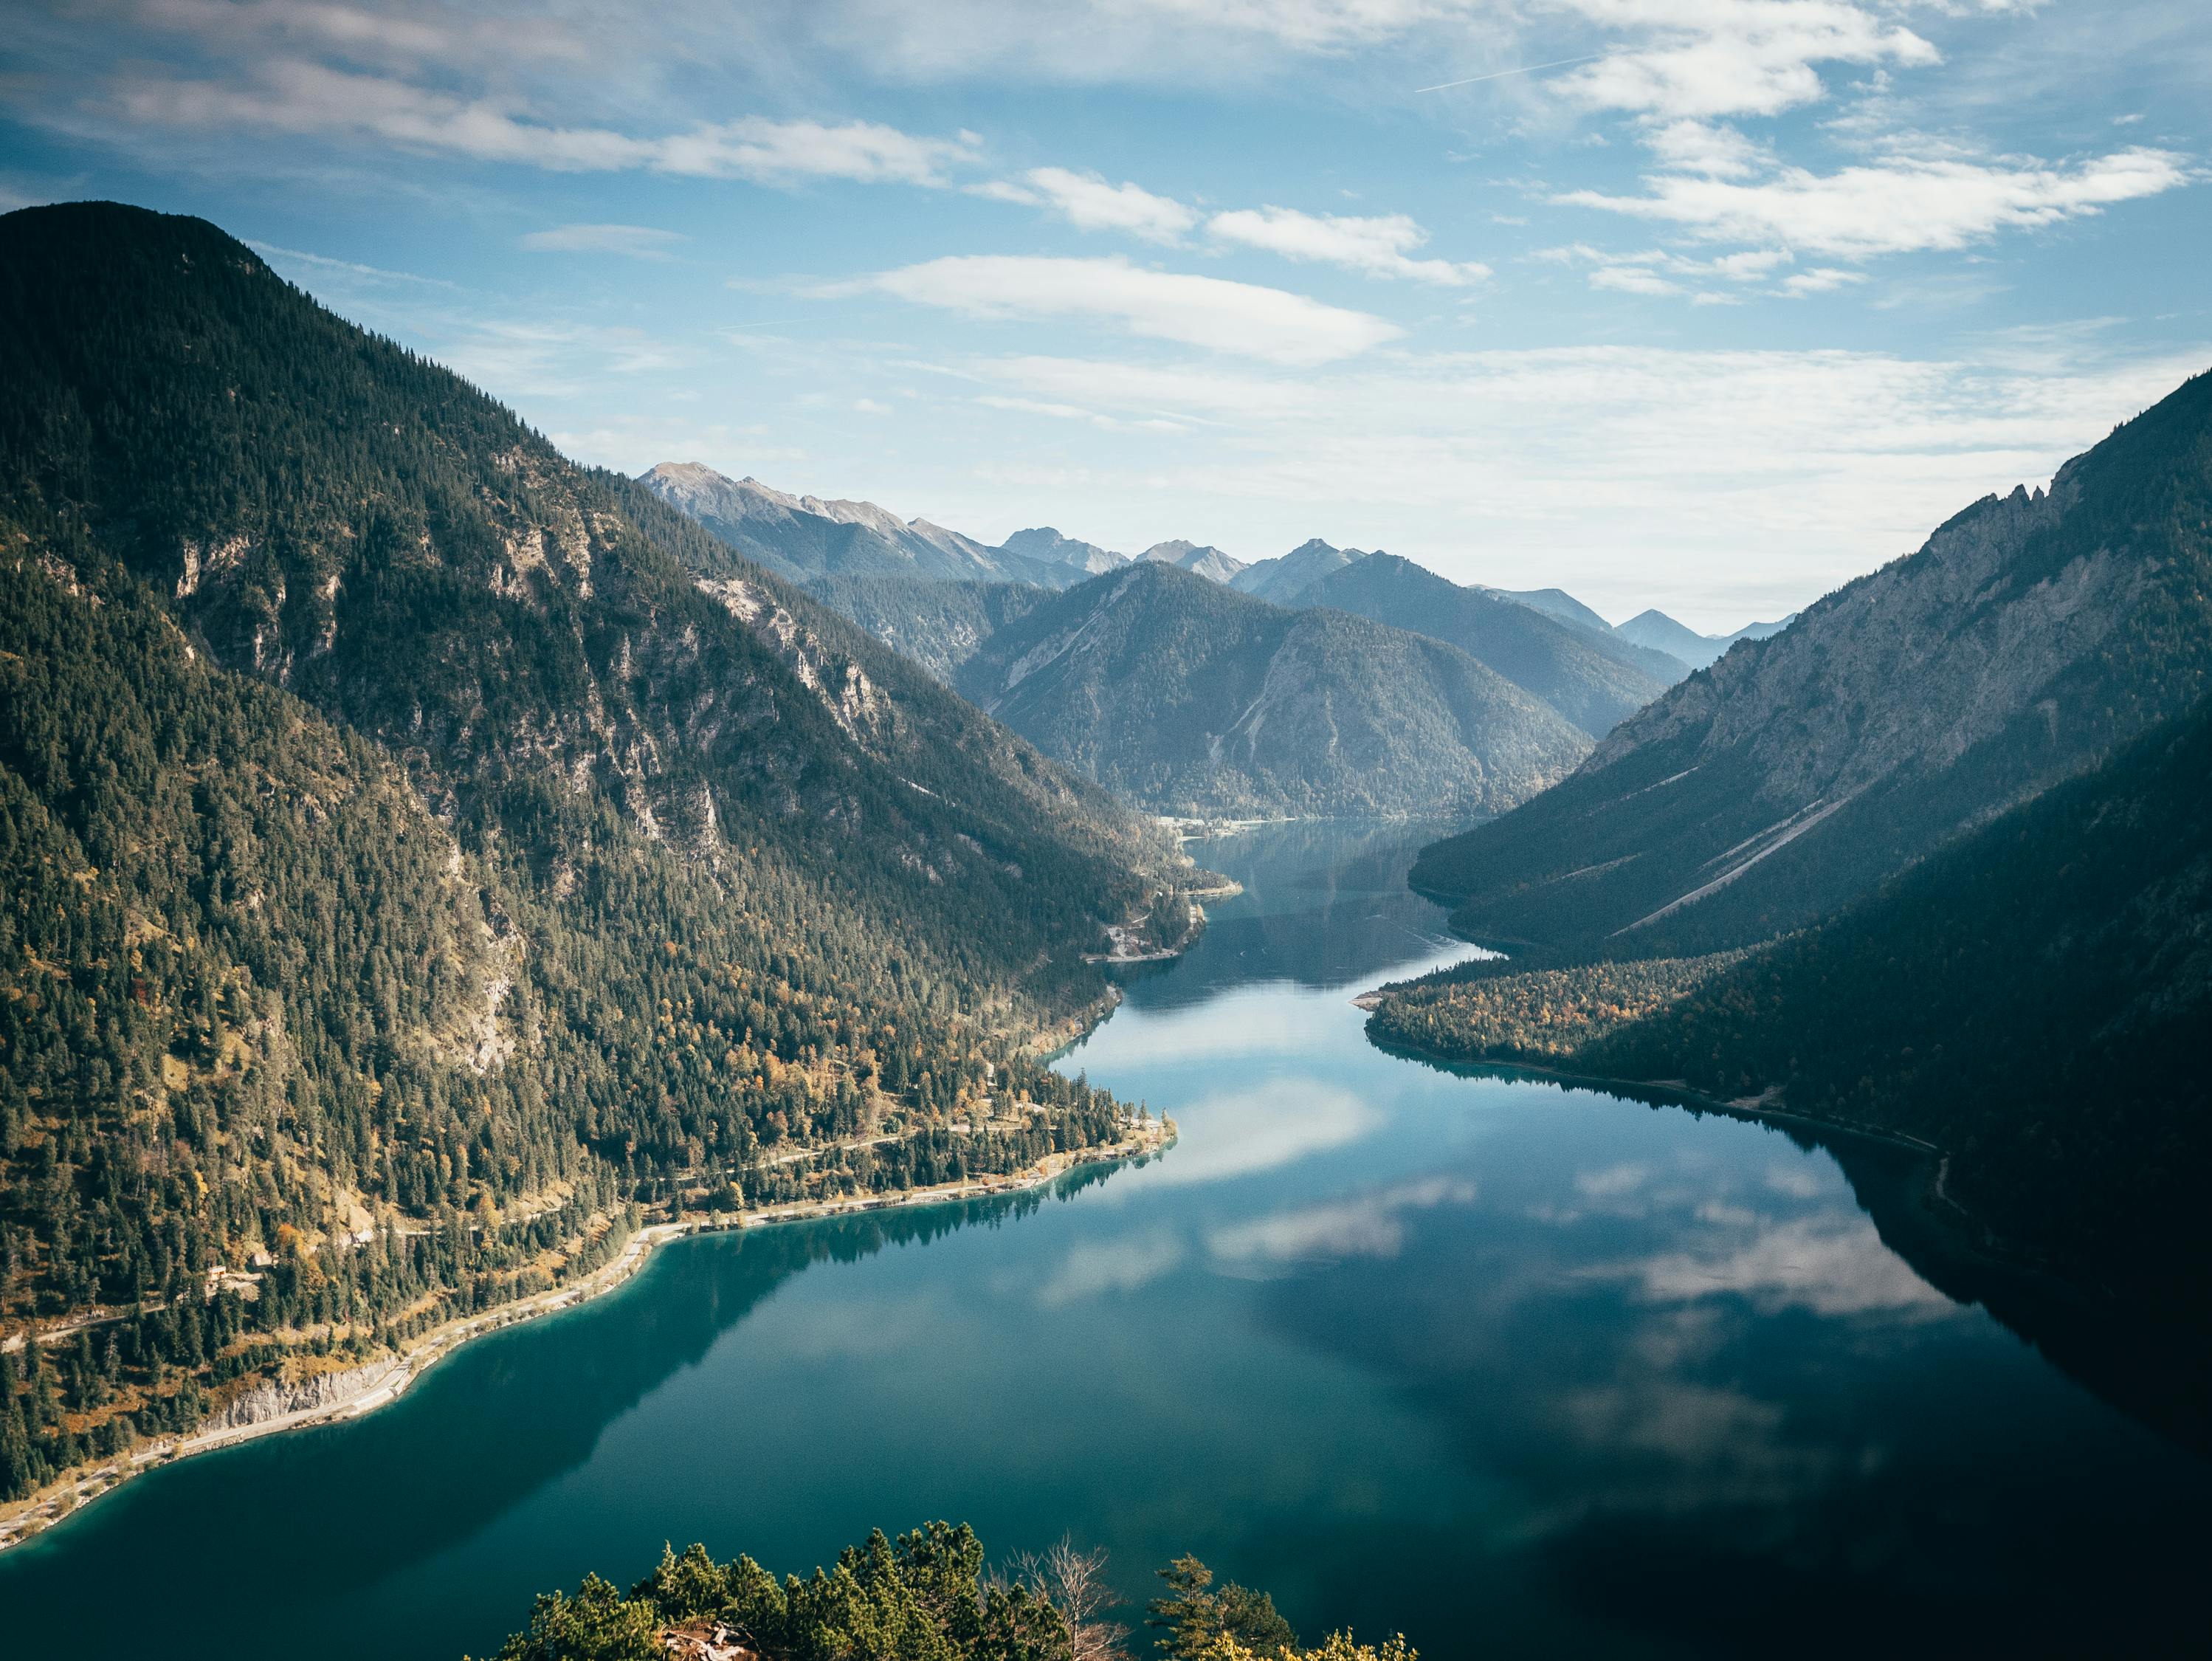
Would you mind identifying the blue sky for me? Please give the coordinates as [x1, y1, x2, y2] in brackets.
[4, 2, 2206, 629]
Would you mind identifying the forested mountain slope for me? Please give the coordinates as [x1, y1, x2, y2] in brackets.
[1375, 700, 2212, 1293]
[1300, 554, 1680, 735]
[951, 562, 1590, 818]
[1410, 368, 2212, 956]
[0, 202, 1188, 1502]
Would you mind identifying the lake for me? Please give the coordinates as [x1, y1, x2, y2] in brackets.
[0, 820, 2202, 1657]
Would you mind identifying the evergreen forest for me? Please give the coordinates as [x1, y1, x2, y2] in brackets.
[0, 202, 1196, 1504]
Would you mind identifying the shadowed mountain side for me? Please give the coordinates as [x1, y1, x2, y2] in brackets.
[1410, 365, 2212, 956]
[953, 563, 1591, 819]
[1300, 554, 1679, 735]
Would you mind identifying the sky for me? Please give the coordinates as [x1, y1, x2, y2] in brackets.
[3, 2, 2207, 630]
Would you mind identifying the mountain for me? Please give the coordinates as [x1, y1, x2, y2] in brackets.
[1297, 555, 1678, 735]
[951, 562, 1590, 819]
[802, 576, 1053, 684]
[1228, 537, 1365, 604]
[1378, 701, 2212, 1296]
[1481, 585, 1615, 636]
[0, 202, 1192, 1500]
[999, 526, 1128, 578]
[638, 463, 1069, 588]
[1410, 366, 2212, 955]
[1140, 539, 1248, 583]
[1614, 607, 1796, 670]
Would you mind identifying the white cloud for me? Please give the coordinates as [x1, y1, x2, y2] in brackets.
[1781, 266, 1867, 294]
[1001, 166, 1200, 243]
[1551, 242, 1799, 301]
[1207, 205, 1492, 284]
[109, 61, 976, 183]
[1551, 0, 1941, 121]
[850, 255, 1402, 365]
[1563, 144, 2191, 257]
[1643, 118, 1769, 178]
[1591, 263, 1683, 295]
[520, 224, 689, 259]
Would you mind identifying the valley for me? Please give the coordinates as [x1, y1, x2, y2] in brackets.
[2, 73, 2208, 1657]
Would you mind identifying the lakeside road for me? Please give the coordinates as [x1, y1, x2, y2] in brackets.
[0, 1117, 1174, 1555]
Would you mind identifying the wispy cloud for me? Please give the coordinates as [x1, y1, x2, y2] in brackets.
[977, 166, 1199, 242]
[1549, 0, 1940, 121]
[1207, 205, 1492, 284]
[1562, 142, 2191, 257]
[520, 224, 689, 259]
[106, 60, 977, 183]
[845, 254, 1403, 365]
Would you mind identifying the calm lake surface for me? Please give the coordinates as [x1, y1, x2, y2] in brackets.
[1, 822, 2202, 1657]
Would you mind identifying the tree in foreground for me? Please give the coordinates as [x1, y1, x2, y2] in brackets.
[1147, 1555, 1298, 1661]
[470, 1531, 1413, 1661]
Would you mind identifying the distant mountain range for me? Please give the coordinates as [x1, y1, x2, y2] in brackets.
[1230, 537, 1368, 602]
[1140, 539, 1247, 583]
[951, 562, 1591, 819]
[638, 463, 1074, 587]
[1298, 554, 1681, 737]
[1410, 365, 2212, 957]
[642, 461, 1782, 677]
[1614, 607, 1796, 669]
[641, 459, 1813, 816]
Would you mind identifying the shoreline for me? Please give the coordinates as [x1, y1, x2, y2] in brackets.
[0, 1118, 1174, 1555]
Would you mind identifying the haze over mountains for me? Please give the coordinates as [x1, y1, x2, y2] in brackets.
[641, 460, 1771, 678]
[643, 461, 1803, 814]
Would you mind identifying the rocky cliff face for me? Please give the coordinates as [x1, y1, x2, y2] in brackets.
[201, 1361, 399, 1434]
[1410, 366, 2212, 956]
[1585, 479, 2121, 802]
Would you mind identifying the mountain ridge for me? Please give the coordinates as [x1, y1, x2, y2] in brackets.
[952, 562, 1592, 819]
[1409, 364, 2212, 955]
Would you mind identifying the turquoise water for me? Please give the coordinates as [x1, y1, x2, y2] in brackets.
[0, 821, 2201, 1657]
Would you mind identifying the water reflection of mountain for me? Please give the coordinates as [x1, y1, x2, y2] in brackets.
[0, 1191, 1046, 1657]
[1241, 1114, 2208, 1657]
[1123, 821, 1475, 1008]
[1382, 1050, 2212, 1462]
